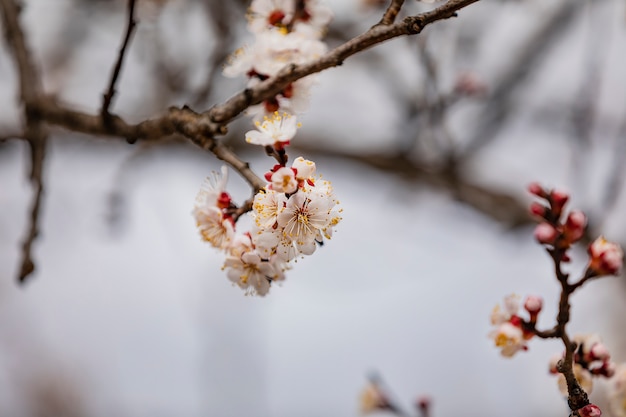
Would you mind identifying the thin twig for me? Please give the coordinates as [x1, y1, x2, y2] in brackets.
[0, 0, 49, 284]
[378, 0, 406, 26]
[101, 0, 137, 117]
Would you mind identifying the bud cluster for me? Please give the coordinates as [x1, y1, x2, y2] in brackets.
[528, 182, 623, 277]
[549, 334, 616, 396]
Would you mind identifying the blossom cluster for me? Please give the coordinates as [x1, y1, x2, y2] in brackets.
[193, 1, 341, 296]
[223, 0, 332, 118]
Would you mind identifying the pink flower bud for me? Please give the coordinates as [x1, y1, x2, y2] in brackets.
[588, 237, 624, 276]
[524, 295, 543, 315]
[550, 189, 570, 208]
[578, 404, 602, 417]
[563, 210, 587, 243]
[528, 182, 545, 197]
[589, 343, 610, 361]
[534, 223, 558, 245]
[530, 202, 547, 218]
[416, 395, 431, 412]
[599, 361, 616, 378]
[454, 72, 487, 96]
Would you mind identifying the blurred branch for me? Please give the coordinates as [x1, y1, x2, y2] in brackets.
[1, 0, 481, 283]
[0, 0, 49, 284]
[292, 141, 532, 228]
[101, 0, 137, 117]
[460, 0, 583, 160]
[191, 0, 240, 107]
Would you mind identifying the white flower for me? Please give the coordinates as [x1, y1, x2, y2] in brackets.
[292, 0, 333, 39]
[251, 30, 328, 75]
[248, 0, 333, 39]
[271, 167, 298, 193]
[252, 188, 286, 229]
[245, 111, 298, 146]
[224, 251, 273, 296]
[193, 166, 233, 249]
[489, 294, 530, 357]
[194, 206, 234, 249]
[248, 0, 294, 33]
[223, 45, 255, 78]
[277, 188, 334, 246]
[292, 156, 316, 180]
[195, 166, 229, 208]
[490, 322, 526, 357]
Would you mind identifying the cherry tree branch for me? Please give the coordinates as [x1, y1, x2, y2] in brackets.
[101, 0, 137, 117]
[1, 0, 481, 283]
[0, 0, 48, 284]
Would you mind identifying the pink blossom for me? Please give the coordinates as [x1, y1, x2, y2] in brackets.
[588, 237, 624, 276]
[534, 222, 557, 245]
[563, 210, 587, 243]
[528, 182, 545, 197]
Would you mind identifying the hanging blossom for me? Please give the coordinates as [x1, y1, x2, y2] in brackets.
[196, 1, 340, 296]
[223, 234, 286, 296]
[250, 157, 342, 263]
[193, 166, 235, 249]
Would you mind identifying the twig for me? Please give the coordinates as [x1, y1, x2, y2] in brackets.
[378, 0, 406, 26]
[101, 0, 137, 117]
[529, 249, 592, 413]
[0, 0, 49, 284]
[459, 0, 582, 160]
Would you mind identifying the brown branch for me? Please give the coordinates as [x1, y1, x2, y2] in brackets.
[35, 98, 266, 191]
[0, 0, 49, 284]
[530, 249, 590, 413]
[378, 0, 406, 26]
[101, 0, 137, 117]
[1, 0, 480, 283]
[205, 0, 481, 126]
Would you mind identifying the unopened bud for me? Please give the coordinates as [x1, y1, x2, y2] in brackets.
[524, 295, 543, 315]
[416, 395, 431, 412]
[587, 237, 624, 276]
[563, 210, 587, 243]
[550, 189, 570, 209]
[528, 182, 545, 197]
[578, 404, 602, 417]
[589, 343, 610, 361]
[530, 202, 547, 218]
[534, 223, 558, 245]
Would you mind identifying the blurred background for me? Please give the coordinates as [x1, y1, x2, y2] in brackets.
[1, 0, 626, 416]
